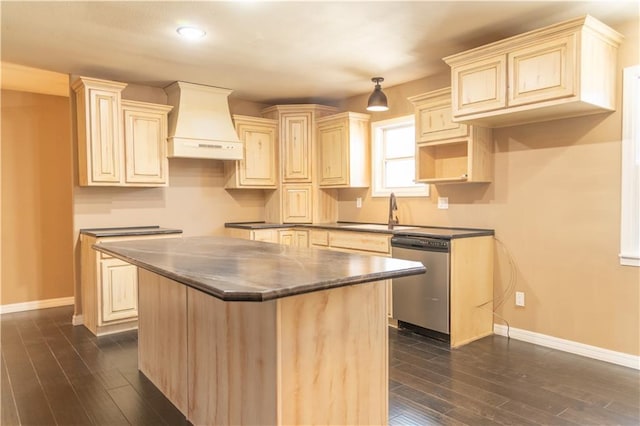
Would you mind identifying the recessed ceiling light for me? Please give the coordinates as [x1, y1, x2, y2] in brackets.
[176, 26, 206, 40]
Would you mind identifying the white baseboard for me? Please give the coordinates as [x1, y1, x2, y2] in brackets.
[494, 324, 640, 370]
[72, 314, 84, 325]
[1, 296, 74, 314]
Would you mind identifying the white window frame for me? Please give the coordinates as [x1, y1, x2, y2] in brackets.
[371, 115, 429, 198]
[620, 64, 640, 267]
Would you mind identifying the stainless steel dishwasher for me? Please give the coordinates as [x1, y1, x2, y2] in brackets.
[391, 235, 450, 340]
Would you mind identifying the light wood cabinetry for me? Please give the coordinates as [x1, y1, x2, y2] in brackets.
[80, 232, 178, 336]
[449, 236, 494, 348]
[279, 230, 309, 248]
[72, 76, 172, 187]
[443, 15, 623, 127]
[121, 100, 172, 186]
[100, 257, 138, 322]
[409, 88, 493, 184]
[281, 113, 313, 182]
[282, 184, 313, 223]
[225, 115, 278, 188]
[316, 112, 370, 188]
[262, 105, 339, 224]
[72, 76, 127, 186]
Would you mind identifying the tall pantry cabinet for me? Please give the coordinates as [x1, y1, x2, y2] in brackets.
[262, 104, 338, 224]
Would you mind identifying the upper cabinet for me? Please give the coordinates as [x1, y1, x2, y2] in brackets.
[72, 76, 172, 187]
[225, 115, 278, 189]
[72, 76, 127, 185]
[443, 15, 623, 127]
[316, 112, 370, 188]
[121, 100, 172, 186]
[263, 105, 337, 183]
[409, 88, 493, 184]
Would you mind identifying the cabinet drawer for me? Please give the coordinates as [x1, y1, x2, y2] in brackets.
[251, 229, 279, 243]
[309, 230, 329, 246]
[329, 231, 390, 254]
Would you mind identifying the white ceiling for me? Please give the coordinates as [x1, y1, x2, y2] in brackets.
[1, 1, 638, 104]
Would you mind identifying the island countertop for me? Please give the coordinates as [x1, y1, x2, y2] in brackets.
[94, 236, 426, 302]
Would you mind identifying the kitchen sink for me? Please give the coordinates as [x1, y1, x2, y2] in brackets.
[341, 224, 419, 231]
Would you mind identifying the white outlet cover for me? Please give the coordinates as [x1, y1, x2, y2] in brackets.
[515, 291, 525, 307]
[437, 197, 449, 209]
[356, 197, 362, 208]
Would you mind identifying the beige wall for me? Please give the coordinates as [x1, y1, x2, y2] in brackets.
[1, 90, 75, 305]
[337, 18, 640, 356]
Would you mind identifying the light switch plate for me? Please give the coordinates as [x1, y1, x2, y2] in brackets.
[356, 197, 362, 208]
[437, 197, 449, 209]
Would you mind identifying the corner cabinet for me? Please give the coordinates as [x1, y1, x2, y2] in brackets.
[409, 88, 493, 184]
[316, 112, 370, 188]
[443, 15, 623, 127]
[282, 184, 312, 223]
[72, 76, 172, 187]
[224, 115, 278, 189]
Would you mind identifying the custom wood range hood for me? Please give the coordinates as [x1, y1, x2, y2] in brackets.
[164, 81, 243, 160]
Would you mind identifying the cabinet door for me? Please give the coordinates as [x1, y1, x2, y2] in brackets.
[283, 185, 312, 223]
[318, 122, 348, 186]
[123, 104, 169, 185]
[88, 88, 123, 183]
[294, 230, 309, 248]
[508, 34, 576, 107]
[279, 230, 294, 246]
[240, 124, 277, 186]
[100, 258, 138, 323]
[416, 102, 468, 142]
[451, 55, 507, 117]
[282, 114, 312, 182]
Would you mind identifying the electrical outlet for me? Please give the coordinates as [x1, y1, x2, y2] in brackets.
[356, 197, 362, 208]
[515, 291, 525, 307]
[437, 197, 449, 209]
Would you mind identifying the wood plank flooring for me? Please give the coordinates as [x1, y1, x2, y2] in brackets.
[1, 305, 638, 425]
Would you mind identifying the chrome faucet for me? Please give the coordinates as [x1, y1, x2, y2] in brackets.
[388, 192, 399, 229]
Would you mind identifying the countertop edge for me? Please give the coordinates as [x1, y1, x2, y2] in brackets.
[81, 226, 183, 237]
[224, 222, 495, 239]
[93, 242, 426, 302]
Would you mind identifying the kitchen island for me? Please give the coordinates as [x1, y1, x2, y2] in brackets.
[94, 236, 425, 425]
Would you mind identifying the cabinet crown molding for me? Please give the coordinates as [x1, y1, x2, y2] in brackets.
[443, 14, 623, 65]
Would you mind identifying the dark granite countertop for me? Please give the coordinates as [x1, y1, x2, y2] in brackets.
[224, 222, 493, 239]
[93, 236, 426, 302]
[80, 226, 183, 238]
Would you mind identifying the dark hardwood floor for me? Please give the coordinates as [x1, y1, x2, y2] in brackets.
[1, 306, 638, 425]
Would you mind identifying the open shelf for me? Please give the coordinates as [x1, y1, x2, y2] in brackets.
[416, 141, 471, 183]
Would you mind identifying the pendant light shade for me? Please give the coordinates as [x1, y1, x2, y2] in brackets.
[366, 77, 389, 112]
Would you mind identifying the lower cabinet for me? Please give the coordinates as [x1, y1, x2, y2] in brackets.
[80, 232, 178, 336]
[100, 258, 138, 323]
[279, 230, 309, 248]
[308, 229, 393, 318]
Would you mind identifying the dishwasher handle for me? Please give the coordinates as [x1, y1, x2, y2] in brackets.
[391, 236, 450, 252]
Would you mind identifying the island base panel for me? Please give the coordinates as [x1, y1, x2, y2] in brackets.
[138, 270, 388, 425]
[137, 270, 188, 414]
[278, 280, 388, 425]
[188, 288, 279, 425]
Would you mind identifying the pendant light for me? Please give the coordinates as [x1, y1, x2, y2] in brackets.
[366, 77, 389, 112]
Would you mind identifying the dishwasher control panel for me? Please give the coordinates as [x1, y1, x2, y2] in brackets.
[391, 236, 450, 251]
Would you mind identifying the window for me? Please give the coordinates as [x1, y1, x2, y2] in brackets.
[371, 115, 428, 197]
[620, 64, 640, 267]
